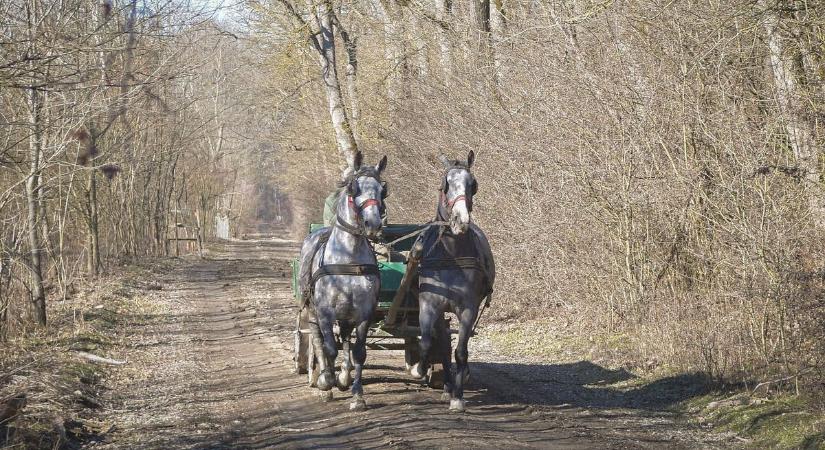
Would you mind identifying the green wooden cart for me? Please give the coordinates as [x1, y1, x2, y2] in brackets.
[291, 223, 447, 387]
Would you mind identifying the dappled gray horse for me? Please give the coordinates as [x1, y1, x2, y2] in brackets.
[298, 152, 388, 411]
[410, 150, 495, 412]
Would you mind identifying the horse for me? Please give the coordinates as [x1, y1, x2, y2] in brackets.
[298, 151, 388, 411]
[409, 150, 495, 412]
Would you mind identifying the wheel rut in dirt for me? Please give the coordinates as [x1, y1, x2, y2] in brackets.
[90, 238, 730, 449]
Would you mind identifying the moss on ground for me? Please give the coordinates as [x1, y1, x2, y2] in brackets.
[681, 393, 825, 449]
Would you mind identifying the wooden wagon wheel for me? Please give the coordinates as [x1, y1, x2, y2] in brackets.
[307, 337, 319, 387]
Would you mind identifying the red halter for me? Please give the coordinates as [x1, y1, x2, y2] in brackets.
[348, 196, 380, 211]
[446, 194, 467, 209]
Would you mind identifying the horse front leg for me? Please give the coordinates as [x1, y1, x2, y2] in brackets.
[450, 306, 477, 412]
[349, 319, 370, 411]
[411, 301, 437, 380]
[314, 311, 338, 392]
[435, 315, 454, 401]
[337, 321, 354, 390]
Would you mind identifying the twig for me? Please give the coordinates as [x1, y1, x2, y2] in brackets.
[751, 368, 812, 395]
[74, 351, 127, 366]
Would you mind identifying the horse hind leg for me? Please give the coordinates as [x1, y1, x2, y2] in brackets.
[349, 320, 370, 411]
[337, 322, 354, 390]
[449, 307, 477, 412]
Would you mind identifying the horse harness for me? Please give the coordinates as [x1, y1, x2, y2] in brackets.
[417, 224, 493, 303]
[306, 170, 385, 301]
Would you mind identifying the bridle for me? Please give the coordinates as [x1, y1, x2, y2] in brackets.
[336, 173, 385, 237]
[443, 193, 468, 211]
[440, 166, 476, 215]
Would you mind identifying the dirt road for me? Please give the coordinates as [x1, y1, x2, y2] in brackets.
[89, 238, 732, 449]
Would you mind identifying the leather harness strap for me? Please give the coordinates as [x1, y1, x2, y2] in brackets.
[418, 226, 494, 303]
[309, 263, 380, 289]
[304, 229, 380, 303]
[335, 214, 363, 235]
[420, 256, 484, 272]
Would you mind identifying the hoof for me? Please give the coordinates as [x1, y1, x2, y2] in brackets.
[349, 396, 367, 411]
[449, 398, 466, 412]
[440, 392, 451, 402]
[317, 372, 335, 391]
[337, 371, 352, 391]
[405, 363, 412, 373]
[319, 390, 334, 402]
[410, 363, 426, 379]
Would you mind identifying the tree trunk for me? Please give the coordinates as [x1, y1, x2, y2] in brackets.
[316, 0, 357, 168]
[25, 0, 46, 326]
[490, 0, 506, 82]
[470, 0, 491, 55]
[470, 0, 496, 96]
[26, 83, 47, 326]
[338, 20, 360, 143]
[435, 0, 452, 83]
[86, 166, 101, 275]
[760, 1, 822, 222]
[372, 0, 406, 106]
[411, 13, 429, 78]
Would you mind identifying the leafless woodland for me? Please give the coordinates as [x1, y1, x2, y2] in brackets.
[2, 0, 824, 407]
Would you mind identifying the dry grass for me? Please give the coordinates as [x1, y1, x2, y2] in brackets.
[0, 260, 171, 449]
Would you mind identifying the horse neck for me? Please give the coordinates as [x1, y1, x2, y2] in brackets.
[328, 194, 369, 260]
[435, 193, 449, 222]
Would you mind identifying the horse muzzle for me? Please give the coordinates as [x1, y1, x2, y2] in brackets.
[449, 215, 470, 235]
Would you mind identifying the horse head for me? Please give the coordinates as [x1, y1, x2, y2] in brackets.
[340, 151, 388, 239]
[438, 150, 477, 235]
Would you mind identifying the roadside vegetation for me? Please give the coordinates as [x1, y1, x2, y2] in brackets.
[0, 260, 169, 448]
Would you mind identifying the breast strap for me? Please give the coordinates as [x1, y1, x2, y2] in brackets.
[417, 227, 494, 299]
[309, 264, 380, 288]
[306, 234, 380, 301]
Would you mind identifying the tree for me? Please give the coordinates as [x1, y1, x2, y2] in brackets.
[276, 0, 358, 169]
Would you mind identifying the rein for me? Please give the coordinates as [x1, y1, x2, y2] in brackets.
[380, 221, 449, 248]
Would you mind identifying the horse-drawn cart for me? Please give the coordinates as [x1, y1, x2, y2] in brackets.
[291, 223, 448, 387]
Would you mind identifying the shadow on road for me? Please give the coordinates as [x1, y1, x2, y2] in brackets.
[471, 360, 712, 411]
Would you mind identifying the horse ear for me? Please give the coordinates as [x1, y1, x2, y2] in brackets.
[466, 150, 475, 168]
[353, 151, 363, 170]
[376, 155, 387, 173]
[438, 155, 451, 167]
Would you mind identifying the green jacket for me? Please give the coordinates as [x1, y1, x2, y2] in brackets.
[322, 189, 342, 226]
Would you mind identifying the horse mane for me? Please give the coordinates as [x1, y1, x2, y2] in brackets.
[337, 166, 383, 188]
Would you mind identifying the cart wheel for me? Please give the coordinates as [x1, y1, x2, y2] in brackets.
[427, 364, 445, 389]
[307, 337, 319, 387]
[294, 308, 310, 374]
